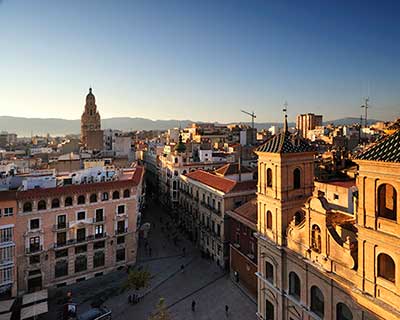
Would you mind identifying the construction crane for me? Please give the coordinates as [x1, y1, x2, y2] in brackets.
[360, 97, 370, 128]
[241, 109, 256, 131]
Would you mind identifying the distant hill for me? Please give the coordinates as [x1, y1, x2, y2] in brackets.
[0, 116, 381, 136]
[323, 117, 380, 126]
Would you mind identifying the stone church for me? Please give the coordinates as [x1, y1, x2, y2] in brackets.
[255, 113, 400, 319]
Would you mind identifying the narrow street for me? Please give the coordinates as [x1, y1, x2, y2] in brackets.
[47, 198, 256, 320]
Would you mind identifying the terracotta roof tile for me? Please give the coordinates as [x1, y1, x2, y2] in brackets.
[232, 198, 257, 225]
[215, 163, 251, 176]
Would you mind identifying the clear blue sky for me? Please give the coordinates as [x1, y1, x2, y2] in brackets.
[0, 0, 399, 123]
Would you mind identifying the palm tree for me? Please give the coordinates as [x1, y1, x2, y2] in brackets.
[148, 298, 172, 320]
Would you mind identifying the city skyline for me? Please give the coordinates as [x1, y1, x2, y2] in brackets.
[1, 0, 400, 123]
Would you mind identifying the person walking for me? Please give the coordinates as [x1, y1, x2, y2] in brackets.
[225, 305, 229, 316]
[149, 247, 152, 256]
[191, 300, 196, 312]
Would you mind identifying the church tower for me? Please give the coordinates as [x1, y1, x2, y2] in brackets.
[80, 88, 101, 146]
[255, 108, 314, 320]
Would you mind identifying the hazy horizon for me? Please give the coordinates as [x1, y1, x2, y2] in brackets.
[1, 0, 400, 123]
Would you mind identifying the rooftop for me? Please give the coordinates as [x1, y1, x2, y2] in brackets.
[355, 129, 400, 163]
[231, 198, 257, 226]
[214, 163, 252, 176]
[185, 170, 256, 194]
[256, 130, 313, 154]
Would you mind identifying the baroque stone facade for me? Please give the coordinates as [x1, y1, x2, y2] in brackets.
[255, 122, 400, 319]
[81, 88, 101, 147]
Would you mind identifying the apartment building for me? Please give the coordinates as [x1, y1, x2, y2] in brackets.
[179, 169, 256, 268]
[0, 191, 17, 298]
[13, 166, 144, 294]
[296, 113, 323, 138]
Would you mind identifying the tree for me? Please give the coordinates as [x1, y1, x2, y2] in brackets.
[148, 298, 172, 320]
[124, 268, 151, 291]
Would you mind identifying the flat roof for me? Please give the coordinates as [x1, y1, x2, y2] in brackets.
[0, 299, 14, 313]
[0, 312, 12, 320]
[22, 289, 48, 306]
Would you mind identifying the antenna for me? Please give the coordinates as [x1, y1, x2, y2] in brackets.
[283, 101, 288, 132]
[360, 97, 370, 128]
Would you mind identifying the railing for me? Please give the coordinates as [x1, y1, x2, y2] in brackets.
[115, 227, 128, 235]
[93, 216, 105, 223]
[25, 245, 43, 254]
[53, 222, 69, 231]
[0, 257, 14, 266]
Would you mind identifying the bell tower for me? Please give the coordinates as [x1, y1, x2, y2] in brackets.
[80, 88, 101, 146]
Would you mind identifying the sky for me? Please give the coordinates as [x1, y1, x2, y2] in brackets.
[0, 0, 399, 123]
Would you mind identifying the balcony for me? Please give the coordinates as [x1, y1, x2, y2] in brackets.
[115, 227, 128, 235]
[94, 232, 107, 239]
[25, 245, 43, 254]
[53, 222, 69, 231]
[93, 216, 105, 224]
[0, 257, 14, 266]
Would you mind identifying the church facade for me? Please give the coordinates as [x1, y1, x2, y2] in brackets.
[255, 115, 400, 320]
[80, 88, 102, 149]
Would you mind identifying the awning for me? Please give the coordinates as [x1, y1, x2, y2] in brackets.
[0, 312, 12, 320]
[0, 299, 14, 313]
[20, 302, 48, 320]
[22, 289, 48, 306]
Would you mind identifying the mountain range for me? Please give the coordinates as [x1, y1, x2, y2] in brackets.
[0, 116, 379, 136]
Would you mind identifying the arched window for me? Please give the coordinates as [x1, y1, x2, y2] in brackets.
[378, 184, 397, 220]
[266, 168, 273, 188]
[174, 157, 178, 164]
[51, 198, 60, 208]
[23, 202, 32, 212]
[102, 192, 109, 201]
[310, 286, 324, 318]
[378, 253, 395, 283]
[265, 300, 274, 320]
[37, 200, 47, 211]
[65, 197, 73, 207]
[289, 272, 301, 300]
[337, 303, 353, 320]
[123, 189, 130, 198]
[77, 195, 85, 205]
[293, 168, 301, 189]
[266, 211, 272, 230]
[90, 194, 97, 203]
[112, 191, 120, 200]
[294, 211, 304, 225]
[311, 225, 322, 253]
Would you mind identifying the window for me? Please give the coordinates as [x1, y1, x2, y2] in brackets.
[117, 205, 125, 214]
[1, 267, 13, 283]
[4, 208, 13, 216]
[217, 224, 221, 237]
[123, 189, 130, 198]
[23, 202, 32, 212]
[65, 197, 73, 207]
[30, 219, 40, 230]
[293, 168, 301, 189]
[75, 255, 87, 273]
[90, 194, 97, 203]
[51, 198, 60, 208]
[0, 228, 12, 243]
[334, 193, 339, 200]
[77, 195, 85, 205]
[95, 209, 104, 222]
[93, 251, 105, 268]
[55, 260, 68, 278]
[75, 245, 87, 254]
[173, 181, 177, 190]
[0, 247, 13, 264]
[29, 255, 40, 265]
[117, 221, 126, 234]
[37, 200, 46, 211]
[55, 249, 68, 258]
[112, 191, 120, 200]
[310, 286, 324, 318]
[378, 184, 397, 220]
[116, 248, 125, 262]
[57, 215, 66, 229]
[76, 228, 86, 242]
[29, 236, 40, 252]
[117, 236, 125, 244]
[95, 225, 104, 238]
[294, 211, 304, 225]
[311, 225, 322, 253]
[265, 300, 274, 320]
[93, 240, 105, 250]
[56, 232, 66, 246]
[337, 303, 353, 320]
[265, 261, 274, 283]
[378, 253, 395, 283]
[266, 211, 272, 230]
[289, 272, 301, 300]
[102, 192, 109, 201]
[77, 211, 85, 220]
[266, 168, 273, 188]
